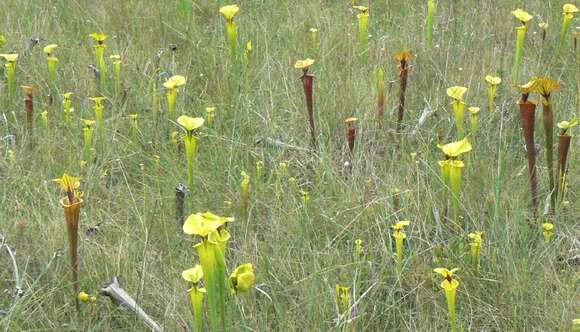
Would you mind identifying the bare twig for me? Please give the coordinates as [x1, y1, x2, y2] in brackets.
[100, 277, 162, 332]
[0, 235, 23, 316]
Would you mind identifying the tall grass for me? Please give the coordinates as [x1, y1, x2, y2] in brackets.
[0, 0, 577, 330]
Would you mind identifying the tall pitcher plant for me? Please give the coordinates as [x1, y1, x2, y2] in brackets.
[511, 9, 533, 84]
[446, 86, 468, 138]
[219, 4, 240, 65]
[53, 173, 83, 310]
[0, 53, 18, 112]
[437, 138, 472, 224]
[177, 115, 204, 190]
[183, 211, 235, 331]
[532, 77, 560, 215]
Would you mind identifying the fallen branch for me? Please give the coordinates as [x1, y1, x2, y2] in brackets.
[100, 277, 162, 332]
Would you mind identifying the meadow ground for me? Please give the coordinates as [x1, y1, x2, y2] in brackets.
[0, 0, 578, 331]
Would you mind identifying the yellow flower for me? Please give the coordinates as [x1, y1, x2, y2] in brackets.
[391, 220, 410, 233]
[393, 49, 415, 62]
[43, 44, 58, 56]
[82, 119, 96, 128]
[446, 86, 468, 101]
[245, 40, 252, 52]
[434, 267, 460, 289]
[485, 75, 501, 85]
[355, 239, 363, 256]
[89, 32, 108, 42]
[78, 291, 96, 303]
[517, 80, 536, 94]
[0, 53, 18, 62]
[21, 85, 35, 95]
[53, 173, 81, 194]
[183, 212, 223, 238]
[468, 231, 484, 243]
[88, 96, 106, 107]
[352, 5, 368, 13]
[335, 284, 351, 312]
[437, 138, 472, 157]
[163, 75, 186, 89]
[294, 58, 315, 70]
[228, 263, 255, 294]
[177, 115, 204, 132]
[542, 223, 554, 232]
[219, 4, 240, 21]
[563, 4, 579, 15]
[182, 265, 204, 284]
[512, 9, 533, 24]
[531, 76, 560, 97]
[468, 107, 480, 115]
[206, 106, 216, 114]
[557, 117, 578, 130]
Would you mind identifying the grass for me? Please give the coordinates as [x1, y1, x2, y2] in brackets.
[0, 0, 578, 330]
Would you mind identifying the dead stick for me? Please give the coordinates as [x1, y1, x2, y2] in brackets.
[100, 277, 162, 332]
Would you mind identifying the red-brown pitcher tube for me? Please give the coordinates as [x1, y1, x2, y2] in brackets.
[557, 135, 571, 201]
[60, 197, 83, 310]
[519, 101, 538, 218]
[397, 59, 409, 131]
[300, 73, 316, 148]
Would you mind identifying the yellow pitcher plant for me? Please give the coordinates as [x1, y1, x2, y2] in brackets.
[89, 96, 106, 150]
[468, 107, 480, 139]
[353, 5, 369, 61]
[434, 268, 460, 332]
[335, 284, 351, 315]
[484, 75, 501, 113]
[219, 4, 240, 64]
[89, 33, 107, 84]
[130, 114, 138, 141]
[82, 119, 96, 163]
[240, 171, 250, 223]
[177, 115, 204, 189]
[110, 54, 122, 97]
[43, 44, 58, 84]
[468, 231, 483, 269]
[53, 173, 83, 309]
[182, 265, 206, 331]
[559, 4, 579, 52]
[437, 138, 472, 223]
[0, 53, 18, 110]
[532, 77, 560, 214]
[163, 75, 186, 121]
[446, 86, 468, 138]
[392, 220, 410, 274]
[206, 107, 216, 127]
[228, 263, 255, 294]
[511, 9, 533, 83]
[183, 211, 231, 331]
[425, 0, 437, 45]
[309, 28, 319, 50]
[542, 222, 554, 243]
